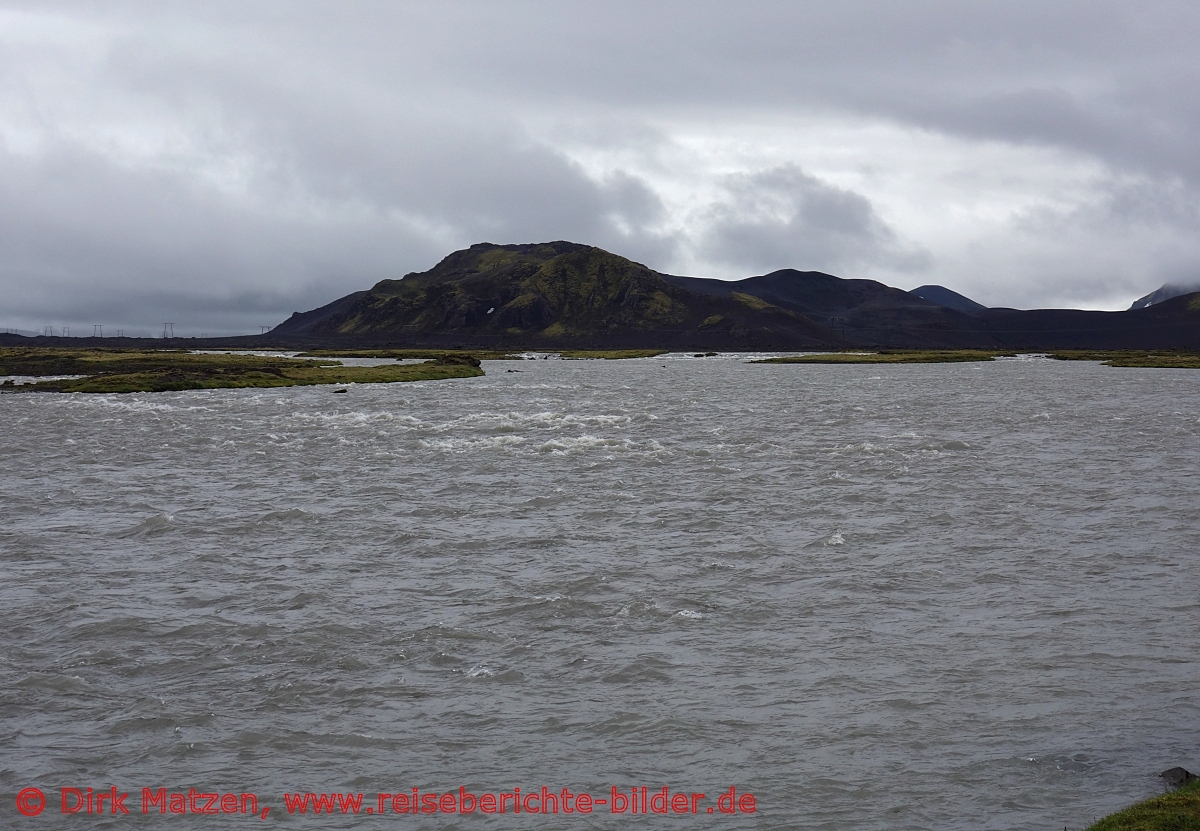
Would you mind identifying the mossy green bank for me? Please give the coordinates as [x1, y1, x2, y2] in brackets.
[299, 348, 520, 360]
[1048, 350, 1200, 368]
[0, 348, 483, 393]
[1085, 778, 1200, 830]
[299, 347, 666, 360]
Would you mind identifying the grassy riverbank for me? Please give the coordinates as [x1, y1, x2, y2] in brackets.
[298, 348, 520, 360]
[299, 348, 668, 360]
[1085, 778, 1200, 830]
[1048, 350, 1200, 368]
[0, 348, 483, 393]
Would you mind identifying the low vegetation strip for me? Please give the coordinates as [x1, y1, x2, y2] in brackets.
[1048, 350, 1200, 368]
[298, 348, 668, 360]
[0, 348, 484, 393]
[298, 348, 520, 360]
[1085, 778, 1200, 830]
[0, 347, 332, 377]
[753, 350, 1013, 364]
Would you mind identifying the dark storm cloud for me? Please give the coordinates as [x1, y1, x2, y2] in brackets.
[288, 1, 1198, 164]
[0, 131, 667, 333]
[3, 0, 1200, 330]
[0, 54, 669, 332]
[0, 140, 441, 335]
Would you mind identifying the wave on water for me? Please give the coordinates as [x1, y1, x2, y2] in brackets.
[117, 513, 176, 538]
[256, 508, 318, 524]
[3, 357, 1198, 831]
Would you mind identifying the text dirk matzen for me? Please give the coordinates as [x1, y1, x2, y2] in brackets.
[21, 785, 758, 818]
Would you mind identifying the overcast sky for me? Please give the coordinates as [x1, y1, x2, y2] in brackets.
[3, 1, 1200, 335]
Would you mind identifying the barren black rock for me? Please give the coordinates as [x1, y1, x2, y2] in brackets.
[1161, 766, 1197, 788]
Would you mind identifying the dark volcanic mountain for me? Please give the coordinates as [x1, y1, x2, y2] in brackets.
[272, 241, 1200, 350]
[1130, 282, 1200, 309]
[975, 291, 1200, 349]
[659, 269, 989, 348]
[275, 242, 843, 350]
[909, 285, 989, 315]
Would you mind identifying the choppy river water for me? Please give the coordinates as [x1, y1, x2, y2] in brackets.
[2, 354, 1198, 829]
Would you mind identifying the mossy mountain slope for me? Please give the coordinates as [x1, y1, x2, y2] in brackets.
[276, 242, 839, 349]
[273, 241, 1200, 350]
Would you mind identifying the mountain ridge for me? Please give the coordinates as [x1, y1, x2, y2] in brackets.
[1130, 282, 1200, 310]
[272, 241, 1200, 350]
[276, 242, 841, 350]
[909, 285, 989, 315]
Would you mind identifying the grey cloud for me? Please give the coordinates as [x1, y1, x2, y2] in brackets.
[928, 172, 1200, 310]
[371, 2, 1200, 189]
[907, 88, 1102, 150]
[0, 5, 691, 330]
[697, 165, 931, 277]
[16, 288, 319, 340]
[0, 140, 444, 334]
[4, 1, 1200, 320]
[0, 86, 675, 333]
[73, 27, 671, 243]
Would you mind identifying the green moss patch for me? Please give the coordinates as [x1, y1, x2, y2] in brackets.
[1086, 778, 1200, 830]
[1049, 350, 1200, 368]
[0, 348, 483, 393]
[298, 348, 519, 360]
[731, 292, 773, 310]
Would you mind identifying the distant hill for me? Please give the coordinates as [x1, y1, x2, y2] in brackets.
[658, 269, 995, 348]
[274, 242, 840, 350]
[974, 291, 1200, 349]
[909, 285, 988, 315]
[1130, 282, 1200, 309]
[271, 241, 1200, 351]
